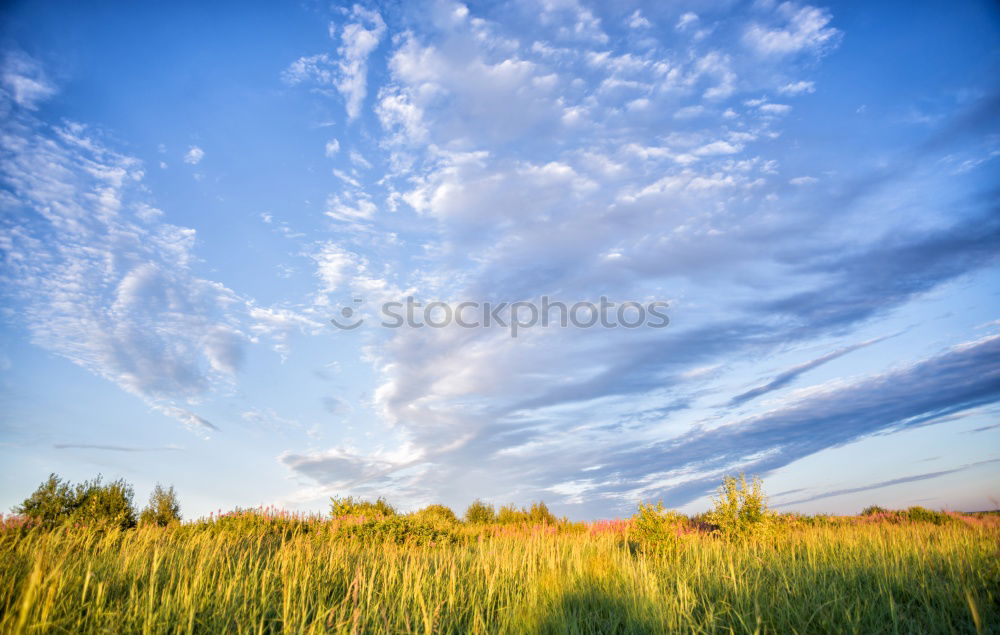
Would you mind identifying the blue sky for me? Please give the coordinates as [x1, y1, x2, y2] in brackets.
[1, 0, 998, 520]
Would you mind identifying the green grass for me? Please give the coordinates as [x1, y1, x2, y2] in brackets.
[1, 517, 997, 633]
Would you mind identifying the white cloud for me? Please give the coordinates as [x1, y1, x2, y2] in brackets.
[333, 6, 387, 119]
[674, 105, 705, 119]
[325, 192, 377, 222]
[744, 3, 840, 56]
[676, 12, 699, 31]
[778, 80, 815, 95]
[1, 51, 57, 109]
[349, 150, 372, 169]
[694, 140, 741, 156]
[283, 53, 337, 85]
[536, 0, 609, 44]
[325, 138, 340, 157]
[249, 306, 324, 355]
[184, 146, 204, 165]
[312, 242, 355, 294]
[759, 102, 792, 115]
[790, 175, 818, 185]
[627, 10, 650, 29]
[283, 6, 386, 120]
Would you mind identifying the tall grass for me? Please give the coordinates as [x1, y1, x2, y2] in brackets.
[1, 517, 996, 633]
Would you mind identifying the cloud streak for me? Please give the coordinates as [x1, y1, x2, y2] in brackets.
[775, 459, 1000, 507]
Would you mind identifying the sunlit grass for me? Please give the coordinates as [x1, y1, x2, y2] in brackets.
[1, 517, 996, 633]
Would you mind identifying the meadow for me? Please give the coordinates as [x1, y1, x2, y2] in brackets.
[0, 476, 997, 634]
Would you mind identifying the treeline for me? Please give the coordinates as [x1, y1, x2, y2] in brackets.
[9, 474, 565, 532]
[8, 473, 970, 545]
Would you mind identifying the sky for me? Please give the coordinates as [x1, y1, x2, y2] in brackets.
[0, 0, 998, 521]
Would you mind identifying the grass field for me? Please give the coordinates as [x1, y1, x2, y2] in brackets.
[1, 511, 997, 634]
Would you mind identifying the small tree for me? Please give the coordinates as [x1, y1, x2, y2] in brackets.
[705, 474, 773, 540]
[72, 476, 137, 529]
[497, 504, 524, 525]
[139, 484, 182, 526]
[464, 499, 496, 524]
[14, 473, 75, 527]
[528, 501, 557, 525]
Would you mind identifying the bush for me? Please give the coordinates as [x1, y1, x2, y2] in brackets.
[464, 499, 496, 524]
[139, 484, 182, 526]
[629, 501, 689, 550]
[861, 505, 888, 516]
[412, 504, 458, 525]
[15, 474, 137, 530]
[330, 496, 396, 518]
[336, 515, 458, 545]
[906, 506, 954, 525]
[705, 474, 774, 540]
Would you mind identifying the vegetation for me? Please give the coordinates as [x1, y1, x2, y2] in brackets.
[628, 501, 690, 551]
[496, 501, 558, 526]
[329, 495, 396, 518]
[1, 473, 997, 633]
[13, 473, 137, 530]
[139, 484, 182, 527]
[412, 503, 459, 525]
[463, 498, 496, 524]
[704, 473, 774, 540]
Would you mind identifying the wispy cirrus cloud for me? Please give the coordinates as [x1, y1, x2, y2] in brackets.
[53, 443, 184, 452]
[774, 459, 1000, 507]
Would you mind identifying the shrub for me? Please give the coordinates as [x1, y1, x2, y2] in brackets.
[14, 474, 137, 530]
[412, 504, 458, 525]
[906, 506, 954, 525]
[336, 515, 458, 545]
[705, 474, 774, 540]
[628, 501, 689, 550]
[861, 505, 888, 516]
[464, 499, 496, 524]
[330, 496, 396, 518]
[139, 484, 182, 526]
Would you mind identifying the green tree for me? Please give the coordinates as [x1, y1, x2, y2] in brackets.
[464, 499, 496, 524]
[14, 474, 137, 529]
[139, 484, 182, 526]
[71, 476, 137, 529]
[528, 501, 557, 525]
[13, 473, 75, 527]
